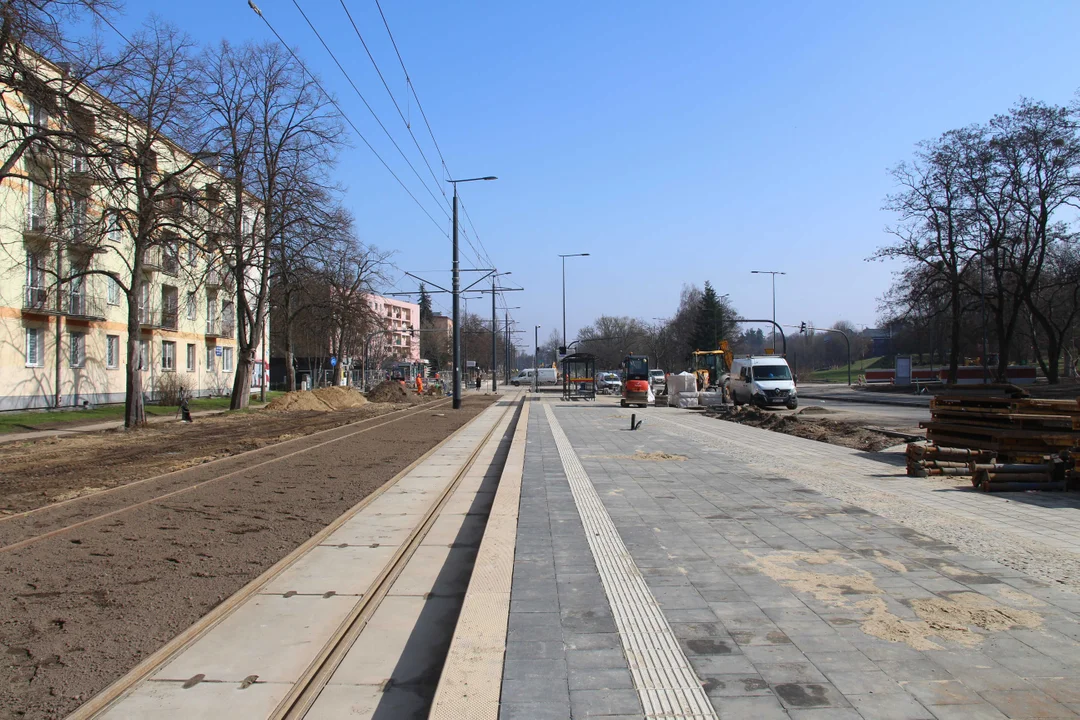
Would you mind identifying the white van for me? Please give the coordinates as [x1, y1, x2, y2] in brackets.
[728, 356, 797, 409]
[511, 368, 558, 386]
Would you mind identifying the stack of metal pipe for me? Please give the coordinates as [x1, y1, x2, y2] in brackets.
[971, 459, 1065, 492]
[906, 444, 994, 478]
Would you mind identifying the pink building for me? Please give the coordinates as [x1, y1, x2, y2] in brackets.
[366, 293, 420, 363]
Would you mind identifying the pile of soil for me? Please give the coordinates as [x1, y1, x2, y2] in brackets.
[424, 384, 445, 397]
[709, 405, 895, 452]
[266, 387, 368, 412]
[367, 380, 409, 403]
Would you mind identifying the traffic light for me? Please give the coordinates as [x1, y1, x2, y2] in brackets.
[799, 322, 807, 333]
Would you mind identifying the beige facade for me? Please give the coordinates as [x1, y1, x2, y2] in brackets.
[0, 54, 264, 411]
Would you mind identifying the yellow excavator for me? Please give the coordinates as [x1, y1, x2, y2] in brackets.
[691, 340, 733, 392]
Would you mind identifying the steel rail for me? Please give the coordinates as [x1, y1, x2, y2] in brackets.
[273, 396, 521, 719]
[66, 394, 516, 720]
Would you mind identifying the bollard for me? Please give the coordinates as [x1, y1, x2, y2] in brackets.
[630, 413, 636, 431]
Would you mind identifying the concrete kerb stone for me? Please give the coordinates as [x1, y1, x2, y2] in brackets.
[429, 396, 529, 719]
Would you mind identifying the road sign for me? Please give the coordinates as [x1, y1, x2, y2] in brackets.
[330, 356, 338, 367]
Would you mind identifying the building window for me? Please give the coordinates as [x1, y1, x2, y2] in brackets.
[138, 339, 149, 370]
[69, 331, 85, 368]
[222, 346, 234, 373]
[162, 341, 175, 371]
[106, 335, 119, 369]
[107, 276, 120, 305]
[107, 211, 122, 243]
[186, 343, 195, 372]
[206, 346, 216, 373]
[26, 328, 42, 367]
[186, 291, 197, 320]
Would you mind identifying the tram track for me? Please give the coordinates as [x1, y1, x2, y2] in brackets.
[0, 399, 451, 553]
[66, 395, 522, 720]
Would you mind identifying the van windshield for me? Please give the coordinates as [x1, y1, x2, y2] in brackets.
[753, 364, 792, 381]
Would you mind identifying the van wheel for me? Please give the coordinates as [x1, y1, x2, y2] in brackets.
[786, 398, 798, 410]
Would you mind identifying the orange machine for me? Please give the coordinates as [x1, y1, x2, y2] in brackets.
[621, 354, 650, 408]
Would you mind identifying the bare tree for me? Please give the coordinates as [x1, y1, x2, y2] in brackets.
[85, 19, 207, 427]
[877, 131, 976, 383]
[200, 40, 342, 408]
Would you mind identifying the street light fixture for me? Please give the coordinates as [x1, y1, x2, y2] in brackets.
[448, 175, 497, 409]
[559, 253, 590, 352]
[751, 271, 785, 352]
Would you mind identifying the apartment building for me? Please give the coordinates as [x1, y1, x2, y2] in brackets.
[366, 293, 420, 363]
[0, 53, 264, 411]
[431, 312, 452, 341]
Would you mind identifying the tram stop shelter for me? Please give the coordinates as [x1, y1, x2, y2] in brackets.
[561, 352, 596, 401]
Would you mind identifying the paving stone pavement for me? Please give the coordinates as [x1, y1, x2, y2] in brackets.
[502, 400, 1080, 719]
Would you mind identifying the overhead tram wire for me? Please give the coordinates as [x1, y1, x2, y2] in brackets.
[288, 2, 491, 272]
[365, 0, 500, 271]
[248, 2, 448, 238]
[288, 0, 449, 220]
[338, 0, 447, 203]
[373, 0, 451, 177]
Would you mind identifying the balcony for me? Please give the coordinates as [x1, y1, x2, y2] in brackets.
[23, 285, 59, 315]
[138, 303, 159, 329]
[23, 215, 55, 249]
[205, 318, 235, 339]
[66, 292, 106, 320]
[143, 246, 180, 276]
[205, 269, 234, 291]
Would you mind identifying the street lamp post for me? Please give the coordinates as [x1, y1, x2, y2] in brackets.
[534, 325, 541, 393]
[751, 271, 786, 352]
[503, 306, 520, 385]
[491, 271, 511, 392]
[449, 176, 497, 409]
[559, 253, 589, 352]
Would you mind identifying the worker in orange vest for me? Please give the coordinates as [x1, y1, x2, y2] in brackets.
[416, 373, 424, 394]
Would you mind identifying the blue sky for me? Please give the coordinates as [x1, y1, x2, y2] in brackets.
[99, 1, 1080, 347]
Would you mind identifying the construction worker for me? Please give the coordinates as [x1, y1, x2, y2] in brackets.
[416, 373, 424, 394]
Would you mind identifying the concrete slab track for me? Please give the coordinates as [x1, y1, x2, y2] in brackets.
[70, 394, 523, 720]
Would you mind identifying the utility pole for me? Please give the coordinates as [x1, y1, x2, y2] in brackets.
[535, 324, 541, 393]
[491, 274, 497, 391]
[448, 176, 497, 409]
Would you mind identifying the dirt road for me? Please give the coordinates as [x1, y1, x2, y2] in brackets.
[0, 397, 494, 720]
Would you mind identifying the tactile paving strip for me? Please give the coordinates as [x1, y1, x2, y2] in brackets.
[543, 404, 718, 719]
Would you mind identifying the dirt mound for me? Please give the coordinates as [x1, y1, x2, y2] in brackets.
[312, 386, 367, 409]
[709, 406, 894, 452]
[799, 406, 834, 415]
[266, 387, 367, 413]
[266, 390, 333, 412]
[367, 380, 409, 403]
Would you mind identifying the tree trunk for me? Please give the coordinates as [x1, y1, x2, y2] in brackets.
[230, 350, 252, 409]
[947, 281, 961, 384]
[124, 285, 145, 428]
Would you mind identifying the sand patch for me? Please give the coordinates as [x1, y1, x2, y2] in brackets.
[872, 550, 908, 574]
[912, 592, 1042, 638]
[996, 587, 1047, 607]
[745, 549, 1043, 650]
[631, 451, 687, 462]
[50, 486, 107, 502]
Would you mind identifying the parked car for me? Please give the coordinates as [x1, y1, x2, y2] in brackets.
[595, 372, 622, 394]
[511, 367, 559, 386]
[728, 356, 797, 409]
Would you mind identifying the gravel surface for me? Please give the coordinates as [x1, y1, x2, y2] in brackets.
[652, 413, 1080, 596]
[0, 397, 494, 720]
[0, 400, 432, 516]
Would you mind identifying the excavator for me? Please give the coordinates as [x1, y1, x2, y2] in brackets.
[691, 340, 733, 393]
